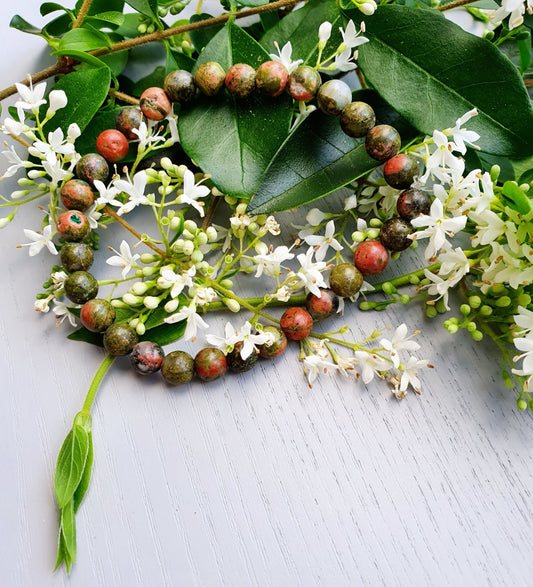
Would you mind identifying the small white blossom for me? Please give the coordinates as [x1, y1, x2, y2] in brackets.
[131, 120, 166, 151]
[206, 321, 241, 354]
[106, 240, 140, 279]
[15, 78, 46, 112]
[380, 324, 420, 369]
[272, 286, 291, 302]
[160, 265, 195, 298]
[84, 203, 102, 229]
[47, 90, 68, 114]
[514, 306, 533, 334]
[3, 111, 28, 136]
[53, 299, 78, 327]
[94, 179, 121, 207]
[318, 21, 332, 45]
[448, 108, 480, 154]
[398, 356, 429, 393]
[34, 295, 53, 313]
[302, 219, 343, 262]
[20, 224, 57, 256]
[303, 354, 338, 387]
[339, 20, 369, 50]
[67, 123, 81, 143]
[254, 245, 295, 278]
[295, 247, 328, 297]
[333, 48, 357, 72]
[269, 41, 303, 74]
[164, 302, 209, 341]
[420, 130, 464, 183]
[114, 170, 148, 215]
[42, 155, 70, 186]
[1, 145, 31, 178]
[263, 216, 280, 235]
[178, 169, 210, 217]
[227, 321, 273, 360]
[491, 0, 531, 30]
[32, 128, 76, 160]
[353, 351, 390, 384]
[194, 286, 217, 306]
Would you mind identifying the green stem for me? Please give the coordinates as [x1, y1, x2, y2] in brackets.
[81, 354, 116, 414]
[438, 0, 481, 11]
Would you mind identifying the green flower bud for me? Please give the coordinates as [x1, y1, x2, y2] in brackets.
[466, 321, 477, 332]
[206, 226, 217, 241]
[480, 305, 493, 316]
[143, 296, 159, 309]
[255, 241, 268, 255]
[517, 293, 531, 307]
[490, 164, 500, 182]
[220, 279, 233, 289]
[408, 275, 420, 285]
[400, 294, 410, 304]
[197, 232, 208, 246]
[140, 253, 157, 264]
[182, 241, 194, 256]
[191, 250, 203, 263]
[472, 329, 483, 341]
[468, 295, 482, 309]
[351, 231, 365, 242]
[170, 216, 182, 231]
[369, 218, 383, 228]
[236, 203, 248, 215]
[517, 398, 528, 411]
[131, 282, 148, 295]
[426, 305, 437, 318]
[182, 229, 195, 240]
[435, 299, 447, 314]
[447, 324, 459, 334]
[184, 219, 197, 232]
[225, 195, 238, 205]
[164, 299, 180, 313]
[111, 299, 127, 308]
[460, 304, 471, 316]
[382, 282, 396, 295]
[123, 293, 141, 306]
[495, 296, 511, 308]
[359, 301, 375, 311]
[367, 228, 380, 240]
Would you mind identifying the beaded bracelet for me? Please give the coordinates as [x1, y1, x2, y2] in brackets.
[52, 56, 432, 386]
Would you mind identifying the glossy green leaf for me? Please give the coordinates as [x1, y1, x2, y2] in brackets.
[9, 15, 42, 35]
[165, 47, 195, 75]
[248, 90, 416, 214]
[60, 501, 77, 566]
[75, 0, 125, 14]
[347, 5, 533, 158]
[260, 0, 342, 65]
[58, 28, 110, 52]
[141, 320, 187, 346]
[189, 13, 224, 53]
[43, 67, 111, 136]
[125, 0, 158, 19]
[502, 181, 533, 215]
[52, 49, 109, 69]
[42, 14, 72, 37]
[85, 12, 126, 29]
[179, 24, 293, 199]
[73, 432, 93, 513]
[41, 2, 71, 16]
[54, 424, 90, 509]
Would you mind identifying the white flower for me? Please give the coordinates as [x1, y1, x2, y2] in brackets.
[339, 20, 369, 50]
[420, 130, 464, 183]
[32, 128, 76, 160]
[1, 145, 31, 178]
[263, 215, 280, 235]
[178, 169, 210, 217]
[272, 286, 291, 302]
[194, 286, 217, 306]
[295, 247, 328, 297]
[42, 155, 69, 186]
[513, 335, 533, 374]
[333, 48, 357, 72]
[421, 269, 454, 310]
[254, 245, 294, 278]
[437, 246, 470, 284]
[106, 240, 140, 279]
[160, 265, 195, 298]
[344, 194, 358, 211]
[514, 306, 533, 334]
[114, 170, 149, 215]
[94, 179, 121, 207]
[380, 324, 420, 369]
[302, 354, 338, 387]
[20, 224, 57, 256]
[131, 120, 166, 151]
[469, 209, 507, 247]
[269, 41, 303, 74]
[51, 270, 68, 289]
[84, 203, 102, 229]
[67, 123, 81, 143]
[206, 321, 241, 354]
[491, 0, 529, 29]
[318, 21, 332, 45]
[358, 1, 377, 15]
[164, 302, 209, 341]
[306, 208, 326, 227]
[353, 351, 390, 384]
[15, 78, 46, 112]
[34, 295, 53, 313]
[448, 108, 480, 154]
[398, 356, 429, 393]
[166, 116, 179, 143]
[229, 321, 273, 360]
[3, 111, 28, 136]
[47, 90, 68, 114]
[302, 219, 343, 262]
[410, 198, 467, 260]
[53, 299, 78, 327]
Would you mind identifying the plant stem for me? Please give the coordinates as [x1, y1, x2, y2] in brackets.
[73, 0, 94, 29]
[0, 0, 305, 101]
[8, 134, 31, 148]
[108, 89, 140, 105]
[102, 205, 168, 257]
[81, 353, 115, 414]
[202, 195, 221, 231]
[438, 0, 481, 11]
[202, 294, 307, 313]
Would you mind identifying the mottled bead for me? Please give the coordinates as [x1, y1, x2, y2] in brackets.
[164, 69, 196, 103]
[340, 101, 376, 138]
[96, 129, 129, 163]
[103, 322, 138, 356]
[280, 307, 313, 341]
[226, 342, 258, 373]
[288, 65, 321, 102]
[60, 242, 94, 273]
[60, 179, 95, 211]
[80, 298, 116, 332]
[379, 217, 413, 252]
[329, 264, 363, 298]
[116, 106, 143, 140]
[317, 79, 352, 116]
[194, 347, 227, 381]
[396, 188, 432, 221]
[56, 210, 90, 242]
[194, 62, 226, 96]
[64, 271, 99, 304]
[139, 86, 172, 121]
[305, 288, 340, 319]
[161, 350, 194, 384]
[130, 341, 165, 375]
[255, 61, 289, 97]
[76, 153, 109, 187]
[365, 124, 401, 162]
[258, 326, 287, 359]
[225, 63, 256, 99]
[383, 153, 419, 190]
[353, 241, 389, 275]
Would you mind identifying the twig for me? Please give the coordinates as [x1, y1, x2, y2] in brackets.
[525, 79, 533, 87]
[0, 61, 70, 102]
[438, 0, 481, 11]
[108, 89, 140, 105]
[72, 0, 94, 29]
[202, 195, 221, 231]
[8, 134, 31, 148]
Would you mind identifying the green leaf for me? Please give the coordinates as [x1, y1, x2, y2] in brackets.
[85, 11, 125, 29]
[236, 0, 269, 6]
[55, 525, 73, 573]
[260, 0, 342, 65]
[125, 0, 158, 19]
[133, 65, 167, 97]
[189, 13, 224, 53]
[9, 15, 42, 35]
[73, 432, 93, 513]
[141, 320, 187, 346]
[518, 37, 532, 75]
[52, 49, 109, 69]
[54, 424, 90, 509]
[248, 89, 416, 214]
[347, 5, 533, 158]
[42, 14, 72, 37]
[58, 28, 110, 52]
[502, 181, 533, 215]
[41, 2, 72, 16]
[60, 501, 77, 567]
[67, 328, 104, 347]
[179, 24, 293, 199]
[43, 67, 111, 136]
[165, 47, 195, 75]
[76, 0, 125, 14]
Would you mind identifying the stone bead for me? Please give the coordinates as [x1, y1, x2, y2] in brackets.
[383, 153, 419, 190]
[161, 350, 194, 384]
[60, 242, 94, 273]
[317, 79, 352, 116]
[56, 210, 90, 242]
[139, 86, 172, 121]
[64, 271, 99, 304]
[396, 188, 431, 221]
[288, 65, 322, 102]
[280, 307, 313, 341]
[226, 342, 258, 373]
[340, 101, 376, 138]
[365, 124, 401, 162]
[255, 61, 289, 97]
[130, 341, 165, 375]
[194, 62, 226, 96]
[164, 69, 197, 103]
[225, 63, 256, 99]
[76, 153, 109, 187]
[103, 323, 138, 356]
[60, 179, 95, 211]
[258, 326, 287, 359]
[353, 241, 389, 275]
[96, 129, 129, 163]
[379, 217, 413, 252]
[80, 298, 116, 332]
[194, 347, 227, 381]
[329, 264, 363, 298]
[305, 288, 340, 320]
[116, 106, 143, 140]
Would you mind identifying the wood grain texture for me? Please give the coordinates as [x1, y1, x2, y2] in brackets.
[0, 2, 532, 586]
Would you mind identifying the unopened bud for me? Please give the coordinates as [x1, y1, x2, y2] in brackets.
[206, 226, 217, 241]
[131, 282, 148, 295]
[123, 293, 141, 306]
[225, 298, 241, 312]
[164, 299, 180, 313]
[136, 322, 146, 335]
[143, 296, 159, 309]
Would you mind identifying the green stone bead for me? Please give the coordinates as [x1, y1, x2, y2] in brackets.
[226, 342, 258, 372]
[64, 271, 99, 304]
[103, 323, 138, 356]
[317, 80, 352, 116]
[80, 298, 116, 333]
[194, 62, 226, 96]
[161, 350, 194, 384]
[164, 69, 197, 103]
[329, 263, 363, 298]
[340, 101, 376, 138]
[60, 242, 94, 273]
[289, 65, 322, 102]
[255, 61, 289, 97]
[225, 63, 256, 99]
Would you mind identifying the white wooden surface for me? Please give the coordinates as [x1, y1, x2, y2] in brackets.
[0, 2, 532, 586]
